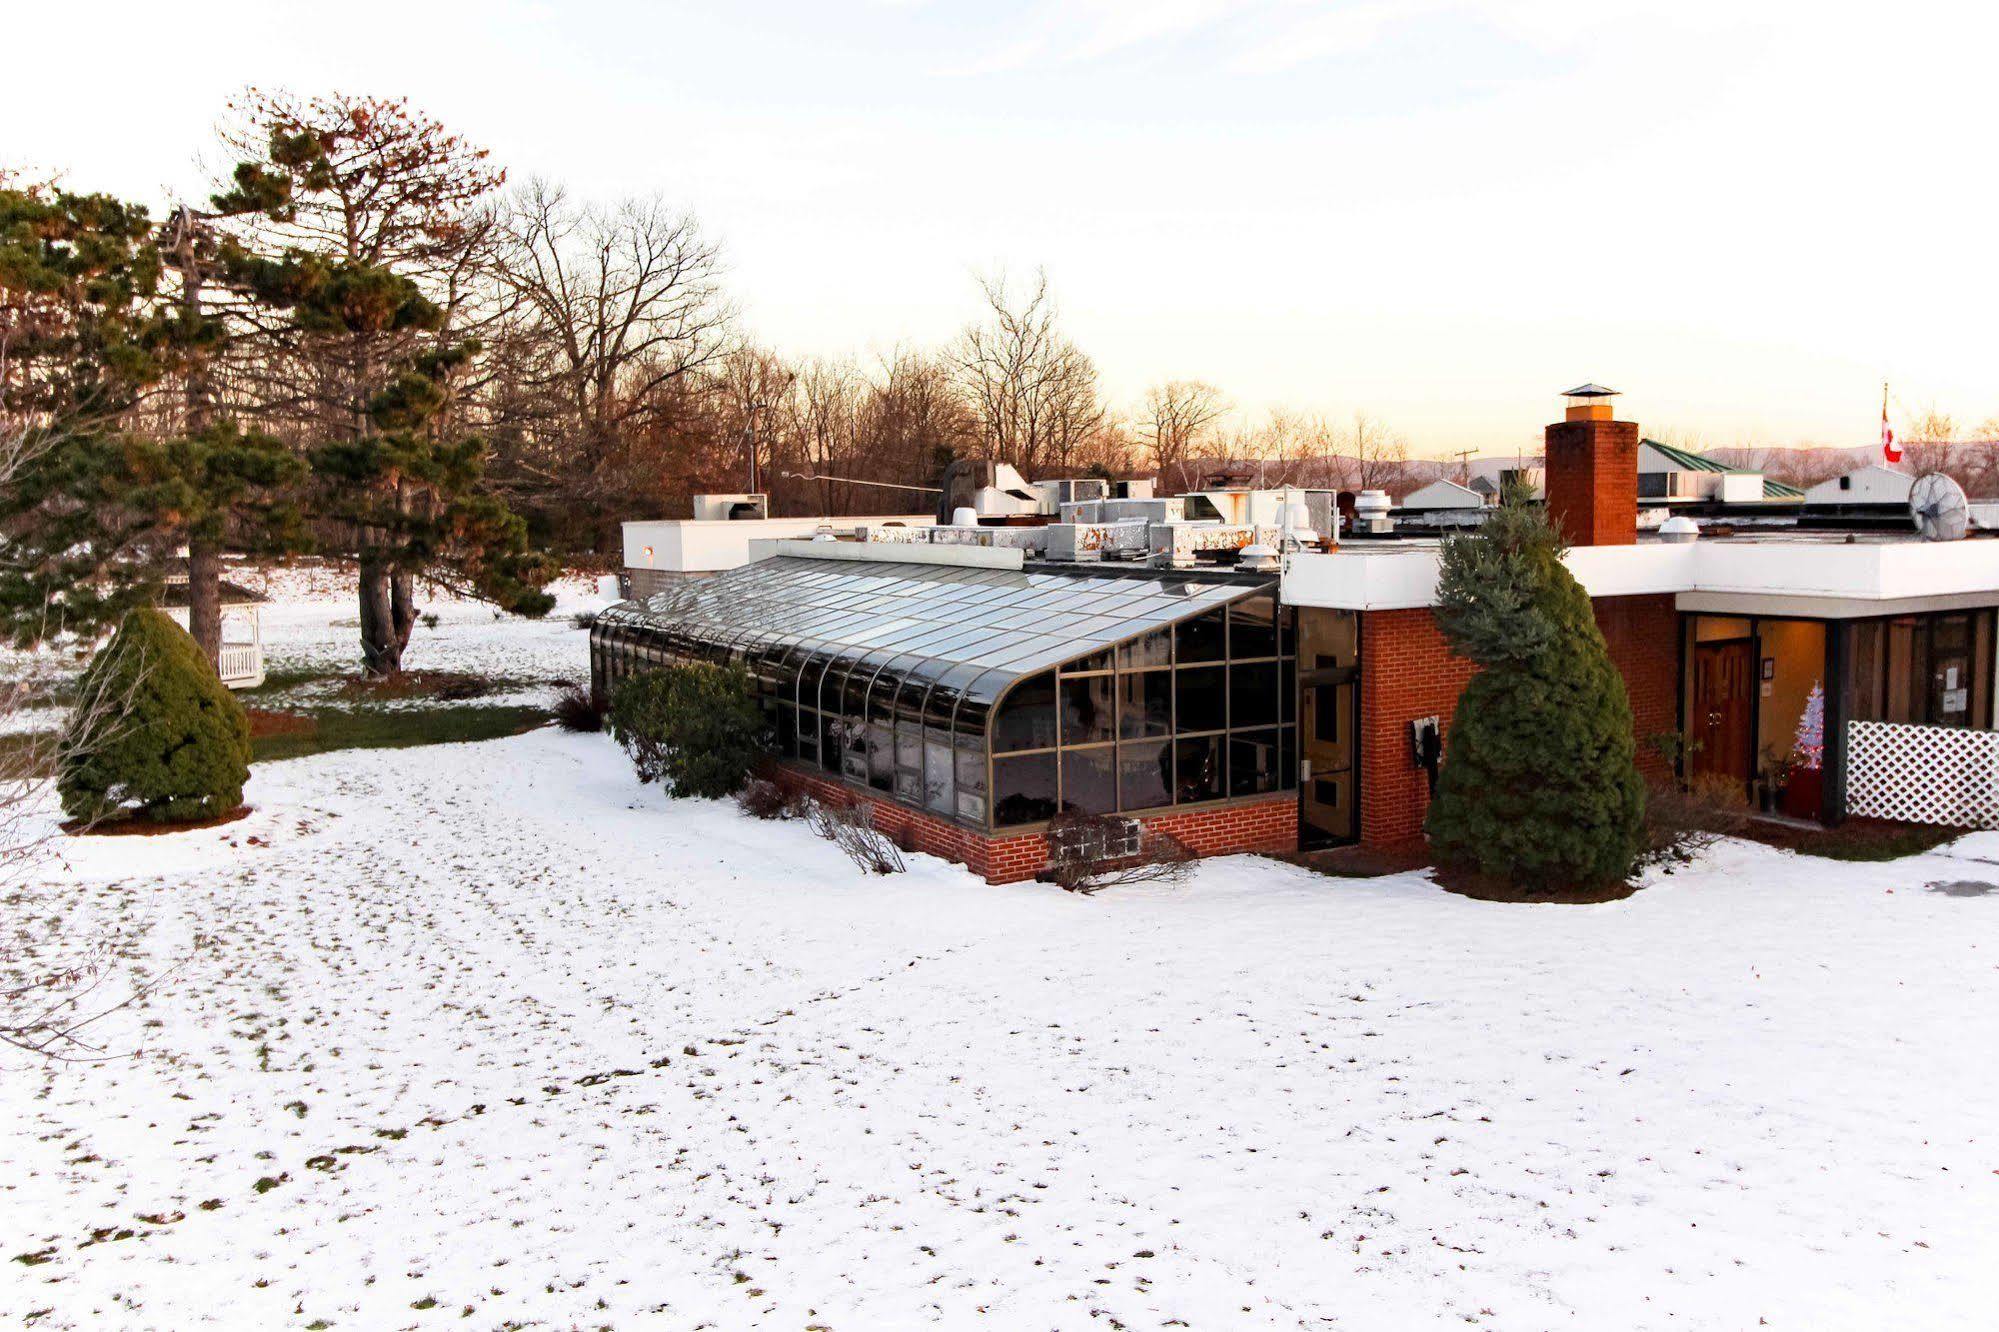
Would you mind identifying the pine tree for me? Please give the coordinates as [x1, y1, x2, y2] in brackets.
[1424, 490, 1645, 891]
[1, 185, 167, 640]
[0, 185, 302, 655]
[213, 94, 551, 675]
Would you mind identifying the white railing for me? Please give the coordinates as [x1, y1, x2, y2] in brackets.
[1844, 720, 1999, 828]
[217, 644, 262, 685]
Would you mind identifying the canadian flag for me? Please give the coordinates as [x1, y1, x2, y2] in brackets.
[1882, 404, 1901, 464]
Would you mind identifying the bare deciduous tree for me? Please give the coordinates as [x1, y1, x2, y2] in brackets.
[951, 269, 1105, 474]
[1139, 380, 1228, 488]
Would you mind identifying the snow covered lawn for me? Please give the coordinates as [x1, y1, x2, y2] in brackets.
[5, 727, 1997, 1330]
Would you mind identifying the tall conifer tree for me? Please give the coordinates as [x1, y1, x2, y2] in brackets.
[1424, 487, 1645, 891]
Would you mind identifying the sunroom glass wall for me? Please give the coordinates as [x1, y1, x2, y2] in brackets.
[588, 561, 1291, 836]
[988, 597, 1297, 828]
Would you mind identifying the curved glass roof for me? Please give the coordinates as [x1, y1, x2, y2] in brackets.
[600, 554, 1272, 704]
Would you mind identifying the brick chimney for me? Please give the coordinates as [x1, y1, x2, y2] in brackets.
[1543, 383, 1638, 546]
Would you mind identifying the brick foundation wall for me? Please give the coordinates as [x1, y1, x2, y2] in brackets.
[763, 763, 1297, 885]
[1357, 593, 1681, 848]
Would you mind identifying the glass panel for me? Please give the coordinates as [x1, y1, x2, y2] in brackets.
[1230, 661, 1280, 728]
[924, 730, 956, 815]
[1118, 627, 1173, 670]
[1118, 670, 1172, 738]
[1173, 734, 1223, 804]
[820, 712, 841, 774]
[993, 752, 1059, 826]
[993, 671, 1059, 752]
[1229, 595, 1279, 659]
[1064, 648, 1114, 674]
[866, 720, 895, 791]
[1176, 665, 1227, 733]
[1060, 675, 1115, 745]
[1061, 747, 1118, 815]
[1118, 740, 1172, 811]
[954, 736, 988, 824]
[1176, 609, 1227, 663]
[1229, 728, 1282, 797]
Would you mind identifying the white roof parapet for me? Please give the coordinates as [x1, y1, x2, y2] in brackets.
[1281, 538, 1999, 615]
[752, 538, 1025, 571]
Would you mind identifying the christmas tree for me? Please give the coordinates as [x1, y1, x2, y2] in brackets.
[1792, 681, 1825, 771]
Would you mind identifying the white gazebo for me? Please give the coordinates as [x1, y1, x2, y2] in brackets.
[160, 577, 269, 689]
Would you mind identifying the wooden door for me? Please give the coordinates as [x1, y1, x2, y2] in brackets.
[1691, 640, 1754, 792]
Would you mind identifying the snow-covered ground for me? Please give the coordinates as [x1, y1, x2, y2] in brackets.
[238, 562, 615, 712]
[4, 606, 1999, 1330]
[0, 561, 616, 731]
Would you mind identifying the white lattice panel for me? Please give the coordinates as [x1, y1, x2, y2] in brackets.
[1844, 720, 1999, 827]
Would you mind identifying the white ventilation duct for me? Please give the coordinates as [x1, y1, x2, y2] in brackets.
[1659, 515, 1700, 544]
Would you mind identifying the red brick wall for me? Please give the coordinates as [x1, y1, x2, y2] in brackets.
[1357, 593, 1680, 848]
[1544, 418, 1640, 546]
[763, 763, 1296, 884]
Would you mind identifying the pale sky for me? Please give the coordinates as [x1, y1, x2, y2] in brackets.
[7, 1, 1993, 458]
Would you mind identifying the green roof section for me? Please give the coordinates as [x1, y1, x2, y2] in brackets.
[1640, 438, 1733, 473]
[1639, 438, 1805, 502]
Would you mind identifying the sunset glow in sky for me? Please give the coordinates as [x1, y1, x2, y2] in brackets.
[9, 1, 1992, 457]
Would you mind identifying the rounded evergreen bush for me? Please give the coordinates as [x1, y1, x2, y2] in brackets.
[59, 607, 253, 825]
[1424, 496, 1645, 892]
[607, 662, 768, 799]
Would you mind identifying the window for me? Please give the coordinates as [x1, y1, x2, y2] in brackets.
[1177, 609, 1226, 663]
[1230, 729, 1283, 797]
[1118, 740, 1172, 811]
[1060, 747, 1118, 815]
[1176, 665, 1226, 733]
[1230, 661, 1280, 728]
[993, 672, 1058, 752]
[1118, 671, 1172, 738]
[1229, 595, 1279, 659]
[1060, 675, 1115, 745]
[1118, 628, 1173, 670]
[994, 752, 1059, 826]
[1173, 735, 1223, 803]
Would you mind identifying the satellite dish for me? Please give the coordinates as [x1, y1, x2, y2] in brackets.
[1910, 471, 1970, 542]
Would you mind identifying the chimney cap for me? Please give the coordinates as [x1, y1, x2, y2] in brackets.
[1561, 382, 1620, 399]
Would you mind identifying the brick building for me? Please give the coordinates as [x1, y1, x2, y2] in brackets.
[599, 388, 1999, 882]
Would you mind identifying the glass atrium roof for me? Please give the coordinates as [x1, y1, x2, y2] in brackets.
[599, 554, 1271, 704]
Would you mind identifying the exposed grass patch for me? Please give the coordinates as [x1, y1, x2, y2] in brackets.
[1742, 817, 1962, 862]
[239, 664, 340, 696]
[251, 705, 549, 765]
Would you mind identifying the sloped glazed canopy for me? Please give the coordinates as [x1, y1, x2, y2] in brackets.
[591, 554, 1292, 829]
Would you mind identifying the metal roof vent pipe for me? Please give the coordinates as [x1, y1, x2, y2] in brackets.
[812, 523, 837, 542]
[1659, 515, 1700, 544]
[1238, 541, 1281, 572]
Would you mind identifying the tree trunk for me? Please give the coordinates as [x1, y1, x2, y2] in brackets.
[186, 541, 224, 669]
[176, 212, 225, 673]
[358, 558, 401, 677]
[390, 569, 417, 661]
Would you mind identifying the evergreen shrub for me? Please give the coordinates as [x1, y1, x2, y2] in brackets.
[608, 663, 767, 799]
[59, 608, 252, 825]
